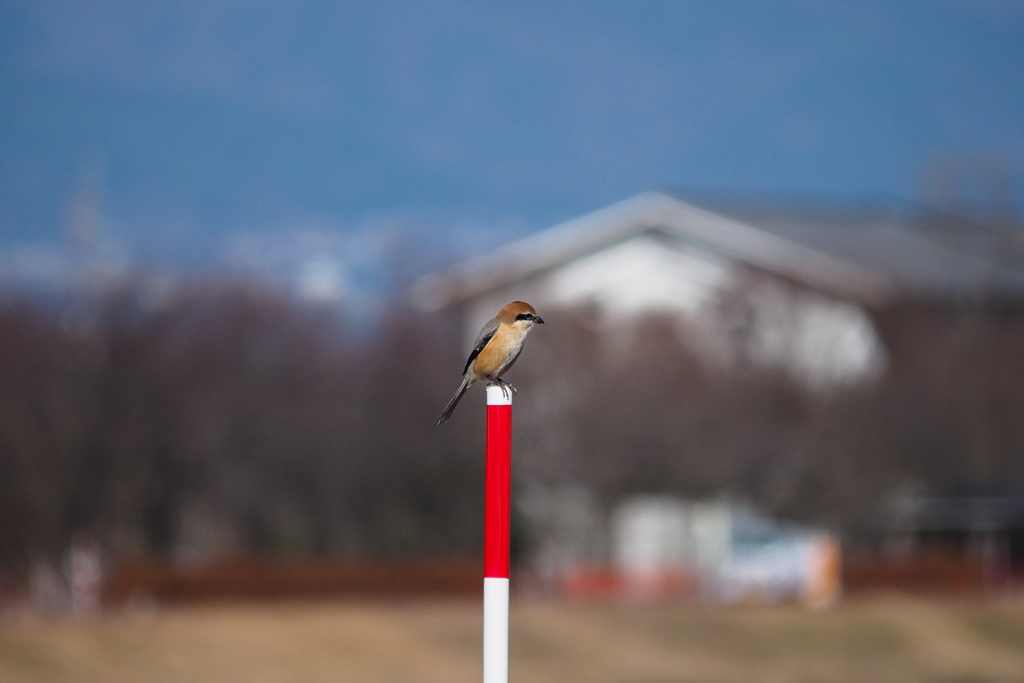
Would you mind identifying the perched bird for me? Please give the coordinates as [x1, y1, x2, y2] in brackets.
[435, 301, 545, 426]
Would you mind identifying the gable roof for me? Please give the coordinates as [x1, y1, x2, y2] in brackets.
[412, 192, 1024, 312]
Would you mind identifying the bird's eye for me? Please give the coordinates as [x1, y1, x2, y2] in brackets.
[515, 313, 531, 321]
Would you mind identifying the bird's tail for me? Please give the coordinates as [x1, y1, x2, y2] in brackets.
[435, 376, 471, 426]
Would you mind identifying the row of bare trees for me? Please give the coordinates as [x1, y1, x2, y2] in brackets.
[0, 282, 483, 577]
[1, 281, 1023, 579]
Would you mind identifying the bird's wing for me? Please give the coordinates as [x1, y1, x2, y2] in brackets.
[462, 317, 499, 376]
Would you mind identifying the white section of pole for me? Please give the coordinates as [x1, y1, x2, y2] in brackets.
[485, 383, 513, 405]
[483, 577, 509, 683]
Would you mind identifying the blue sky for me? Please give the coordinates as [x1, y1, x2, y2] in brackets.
[1, 1, 1022, 270]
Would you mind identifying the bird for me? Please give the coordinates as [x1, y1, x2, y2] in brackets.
[435, 301, 545, 426]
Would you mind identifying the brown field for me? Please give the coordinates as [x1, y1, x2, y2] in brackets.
[2, 597, 1024, 683]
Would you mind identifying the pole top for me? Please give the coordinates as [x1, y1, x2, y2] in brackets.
[485, 383, 513, 406]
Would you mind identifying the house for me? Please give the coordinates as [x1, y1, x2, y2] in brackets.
[413, 192, 1024, 597]
[412, 191, 1024, 386]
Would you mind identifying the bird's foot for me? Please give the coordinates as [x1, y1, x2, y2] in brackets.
[487, 377, 517, 399]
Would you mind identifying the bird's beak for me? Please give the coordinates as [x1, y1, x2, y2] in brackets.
[534, 316, 545, 324]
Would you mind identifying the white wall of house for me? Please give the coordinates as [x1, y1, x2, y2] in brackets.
[462, 231, 885, 387]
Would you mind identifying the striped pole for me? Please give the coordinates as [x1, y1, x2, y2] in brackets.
[483, 384, 512, 683]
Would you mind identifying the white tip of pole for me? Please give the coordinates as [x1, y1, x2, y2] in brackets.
[485, 384, 513, 406]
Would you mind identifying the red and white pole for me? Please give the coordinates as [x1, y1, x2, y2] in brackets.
[483, 384, 512, 683]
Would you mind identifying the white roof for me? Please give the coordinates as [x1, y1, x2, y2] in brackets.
[412, 192, 1024, 311]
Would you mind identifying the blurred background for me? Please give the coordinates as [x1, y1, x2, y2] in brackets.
[2, 1, 1024, 681]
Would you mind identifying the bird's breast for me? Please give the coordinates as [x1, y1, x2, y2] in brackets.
[473, 327, 524, 376]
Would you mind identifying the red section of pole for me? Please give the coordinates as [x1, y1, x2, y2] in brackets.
[484, 395, 512, 579]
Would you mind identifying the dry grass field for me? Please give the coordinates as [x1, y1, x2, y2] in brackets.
[2, 597, 1024, 683]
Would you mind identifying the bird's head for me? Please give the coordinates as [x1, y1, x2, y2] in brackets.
[500, 301, 545, 329]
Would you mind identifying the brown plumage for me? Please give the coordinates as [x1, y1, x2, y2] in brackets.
[435, 301, 545, 426]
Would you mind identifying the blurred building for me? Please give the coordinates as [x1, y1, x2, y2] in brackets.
[525, 493, 840, 606]
[412, 191, 1024, 386]
[887, 492, 1024, 587]
[414, 191, 1024, 598]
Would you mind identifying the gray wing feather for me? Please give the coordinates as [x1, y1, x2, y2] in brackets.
[462, 316, 499, 376]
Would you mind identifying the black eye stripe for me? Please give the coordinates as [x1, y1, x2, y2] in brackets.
[515, 313, 532, 321]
